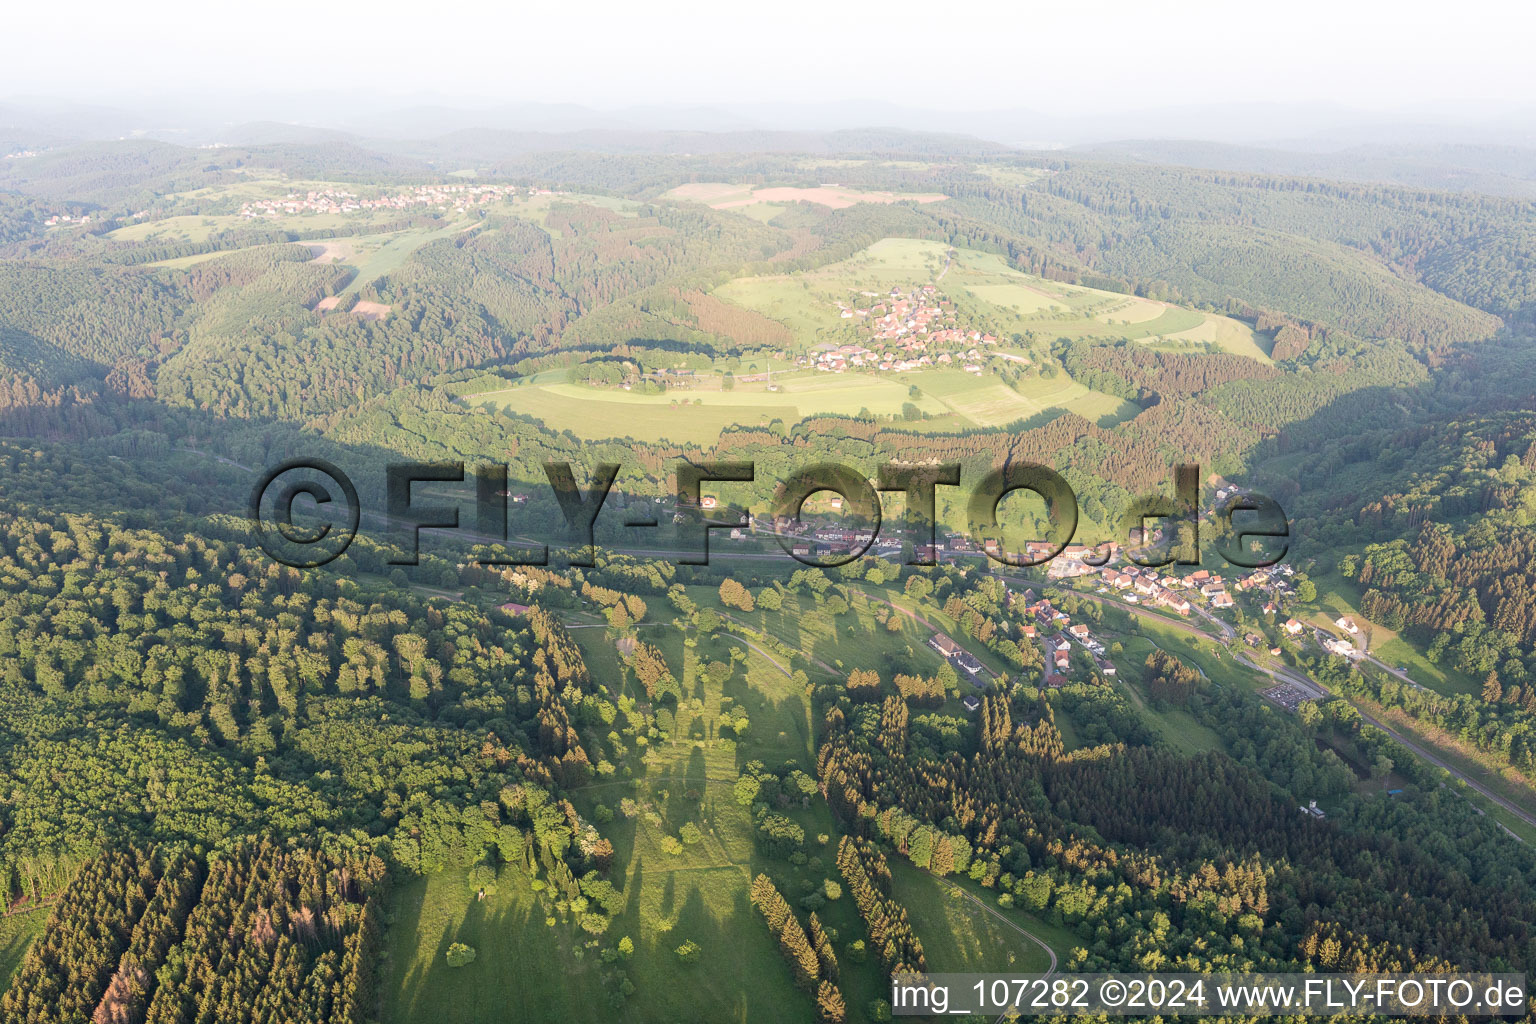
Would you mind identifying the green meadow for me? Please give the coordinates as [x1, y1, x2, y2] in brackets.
[382, 615, 1050, 1024]
[468, 362, 1136, 444]
[716, 237, 1272, 361]
[0, 908, 47, 989]
[1112, 635, 1229, 755]
[468, 372, 948, 444]
[447, 234, 1277, 443]
[384, 639, 825, 1024]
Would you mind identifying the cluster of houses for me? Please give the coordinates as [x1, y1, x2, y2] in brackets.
[1234, 564, 1298, 609]
[43, 212, 91, 227]
[1041, 539, 1303, 621]
[1089, 561, 1200, 614]
[751, 509, 878, 560]
[1277, 614, 1362, 659]
[805, 342, 992, 375]
[784, 528, 875, 560]
[1008, 588, 1115, 687]
[813, 284, 999, 375]
[237, 183, 552, 219]
[929, 633, 986, 686]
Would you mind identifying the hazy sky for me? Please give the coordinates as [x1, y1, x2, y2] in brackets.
[12, 0, 1533, 115]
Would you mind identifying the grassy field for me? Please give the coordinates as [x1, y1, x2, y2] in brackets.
[909, 369, 1139, 428]
[469, 362, 1135, 443]
[0, 907, 47, 988]
[384, 599, 1055, 1023]
[712, 237, 1273, 364]
[385, 641, 824, 1024]
[1054, 706, 1086, 751]
[110, 212, 349, 244]
[1143, 311, 1274, 362]
[685, 583, 950, 685]
[887, 860, 1055, 973]
[469, 371, 954, 443]
[452, 233, 1275, 442]
[1131, 615, 1263, 692]
[1113, 635, 1229, 755]
[1308, 569, 1476, 697]
[383, 864, 616, 1023]
[336, 219, 479, 296]
[471, 381, 800, 442]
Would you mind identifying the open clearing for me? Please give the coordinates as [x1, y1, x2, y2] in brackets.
[385, 642, 823, 1024]
[889, 861, 1060, 972]
[457, 235, 1260, 442]
[337, 220, 478, 295]
[715, 237, 1273, 363]
[911, 369, 1138, 428]
[470, 373, 947, 443]
[1141, 312, 1274, 362]
[1094, 295, 1168, 323]
[384, 610, 1064, 1024]
[381, 628, 968, 1022]
[0, 908, 46, 989]
[668, 182, 947, 211]
[469, 363, 1134, 442]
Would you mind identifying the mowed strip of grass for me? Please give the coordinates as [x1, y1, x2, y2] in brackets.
[902, 369, 1139, 429]
[339, 219, 477, 296]
[1141, 311, 1274, 363]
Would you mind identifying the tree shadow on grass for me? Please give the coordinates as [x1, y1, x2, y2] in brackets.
[391, 865, 611, 1024]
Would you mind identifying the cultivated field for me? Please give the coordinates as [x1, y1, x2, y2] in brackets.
[469, 365, 1138, 443]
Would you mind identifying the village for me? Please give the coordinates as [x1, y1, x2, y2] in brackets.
[640, 481, 1359, 721]
[806, 284, 1000, 375]
[236, 182, 556, 219]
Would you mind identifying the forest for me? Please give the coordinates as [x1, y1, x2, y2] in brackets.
[2, 134, 1536, 1023]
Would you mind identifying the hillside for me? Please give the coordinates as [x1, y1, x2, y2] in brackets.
[3, 139, 1536, 1023]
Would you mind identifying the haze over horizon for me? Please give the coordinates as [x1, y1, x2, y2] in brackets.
[7, 0, 1536, 149]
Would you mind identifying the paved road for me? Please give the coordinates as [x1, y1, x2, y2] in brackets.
[181, 446, 1536, 833]
[1218, 652, 1536, 834]
[1049, 581, 1536, 836]
[1361, 651, 1432, 692]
